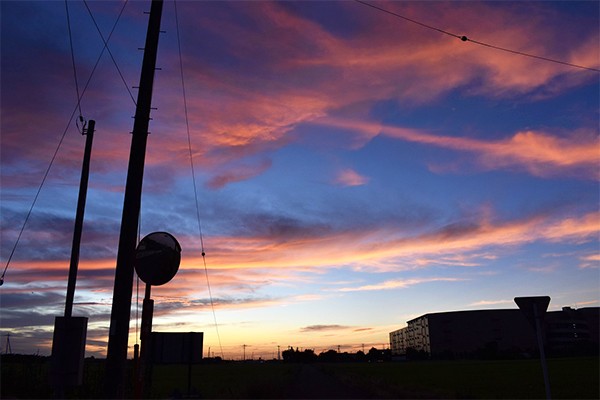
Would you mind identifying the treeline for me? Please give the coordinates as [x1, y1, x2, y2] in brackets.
[281, 347, 391, 363]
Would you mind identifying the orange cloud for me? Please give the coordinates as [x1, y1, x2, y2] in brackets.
[315, 118, 599, 179]
[579, 254, 600, 269]
[173, 210, 599, 275]
[333, 168, 370, 187]
[573, 300, 600, 306]
[6, 210, 597, 297]
[207, 159, 272, 189]
[4, 1, 597, 185]
[337, 277, 466, 292]
[131, 0, 598, 182]
[469, 299, 514, 306]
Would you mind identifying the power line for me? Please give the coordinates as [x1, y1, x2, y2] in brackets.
[65, 0, 84, 119]
[83, 0, 137, 106]
[354, 0, 599, 73]
[1, 1, 131, 285]
[174, 0, 225, 361]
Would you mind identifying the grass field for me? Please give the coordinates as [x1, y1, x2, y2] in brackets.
[149, 357, 599, 399]
[150, 362, 301, 399]
[315, 357, 599, 399]
[2, 355, 598, 398]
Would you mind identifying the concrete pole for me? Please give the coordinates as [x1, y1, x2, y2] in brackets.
[65, 120, 95, 318]
[104, 1, 163, 397]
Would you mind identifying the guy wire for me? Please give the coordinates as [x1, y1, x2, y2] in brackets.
[174, 0, 225, 360]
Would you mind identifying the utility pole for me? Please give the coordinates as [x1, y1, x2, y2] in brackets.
[65, 120, 95, 318]
[104, 1, 164, 398]
[49, 120, 94, 394]
[515, 296, 552, 400]
[243, 344, 246, 361]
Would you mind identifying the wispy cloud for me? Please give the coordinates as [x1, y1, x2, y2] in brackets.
[572, 300, 600, 307]
[469, 299, 514, 306]
[315, 118, 599, 179]
[337, 277, 466, 292]
[207, 159, 272, 189]
[333, 168, 370, 187]
[299, 325, 351, 332]
[579, 254, 600, 269]
[188, 210, 599, 274]
[3, 1, 597, 192]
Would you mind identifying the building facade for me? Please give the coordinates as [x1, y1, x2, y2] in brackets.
[390, 307, 599, 358]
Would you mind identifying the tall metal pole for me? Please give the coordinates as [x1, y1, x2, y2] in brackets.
[533, 304, 552, 400]
[105, 1, 163, 397]
[65, 120, 95, 318]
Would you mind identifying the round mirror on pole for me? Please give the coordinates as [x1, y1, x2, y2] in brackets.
[135, 232, 181, 286]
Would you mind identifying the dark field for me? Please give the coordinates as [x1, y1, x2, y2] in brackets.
[2, 355, 598, 399]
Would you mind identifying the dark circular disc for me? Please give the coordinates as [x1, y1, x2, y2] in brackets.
[135, 232, 181, 286]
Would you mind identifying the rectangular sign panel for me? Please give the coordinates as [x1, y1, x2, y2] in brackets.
[147, 332, 203, 364]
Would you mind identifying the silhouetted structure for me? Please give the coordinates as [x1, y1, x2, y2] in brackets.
[105, 1, 164, 397]
[389, 307, 599, 359]
[145, 332, 203, 364]
[546, 307, 599, 352]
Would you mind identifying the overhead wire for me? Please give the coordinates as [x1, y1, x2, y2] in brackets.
[83, 0, 137, 106]
[174, 0, 225, 360]
[1, 1, 131, 285]
[65, 0, 84, 119]
[354, 0, 600, 73]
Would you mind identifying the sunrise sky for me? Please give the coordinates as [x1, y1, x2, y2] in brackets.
[1, 1, 598, 360]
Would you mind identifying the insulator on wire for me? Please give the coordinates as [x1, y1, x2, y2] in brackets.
[76, 115, 87, 135]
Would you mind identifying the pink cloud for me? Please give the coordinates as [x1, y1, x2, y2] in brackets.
[206, 159, 272, 189]
[469, 299, 514, 306]
[315, 118, 599, 179]
[333, 168, 370, 187]
[579, 254, 600, 269]
[175, 210, 599, 274]
[3, 1, 596, 191]
[337, 277, 466, 292]
[115, 0, 597, 180]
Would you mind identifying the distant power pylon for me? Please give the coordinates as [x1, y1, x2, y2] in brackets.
[4, 333, 12, 354]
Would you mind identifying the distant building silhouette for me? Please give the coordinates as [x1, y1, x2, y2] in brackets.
[546, 307, 599, 351]
[389, 307, 599, 359]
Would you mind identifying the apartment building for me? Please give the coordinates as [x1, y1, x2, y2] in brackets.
[390, 307, 599, 358]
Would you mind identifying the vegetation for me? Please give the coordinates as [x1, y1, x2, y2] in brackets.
[150, 362, 300, 399]
[281, 346, 388, 363]
[317, 356, 599, 399]
[1, 354, 598, 399]
[1, 354, 106, 399]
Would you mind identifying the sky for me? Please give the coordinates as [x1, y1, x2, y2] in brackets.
[1, 0, 598, 360]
